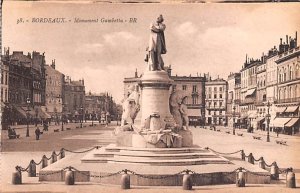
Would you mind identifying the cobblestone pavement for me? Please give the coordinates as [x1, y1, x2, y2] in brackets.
[1, 124, 299, 192]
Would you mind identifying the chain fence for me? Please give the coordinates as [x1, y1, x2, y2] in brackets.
[205, 147, 242, 155]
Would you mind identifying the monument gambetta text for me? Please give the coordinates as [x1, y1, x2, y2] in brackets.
[115, 15, 193, 148]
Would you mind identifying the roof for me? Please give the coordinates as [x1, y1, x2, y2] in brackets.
[10, 52, 32, 63]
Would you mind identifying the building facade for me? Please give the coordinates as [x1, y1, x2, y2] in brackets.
[205, 77, 227, 126]
[85, 92, 117, 121]
[44, 60, 65, 116]
[228, 31, 300, 135]
[64, 76, 85, 121]
[274, 33, 300, 135]
[240, 57, 260, 129]
[1, 49, 48, 125]
[227, 72, 241, 127]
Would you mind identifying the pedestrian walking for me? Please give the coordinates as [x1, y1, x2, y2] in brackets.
[35, 127, 41, 140]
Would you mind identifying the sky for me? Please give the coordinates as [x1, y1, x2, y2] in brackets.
[3, 2, 300, 103]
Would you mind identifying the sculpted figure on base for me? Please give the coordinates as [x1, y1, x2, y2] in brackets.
[121, 85, 140, 126]
[169, 91, 189, 131]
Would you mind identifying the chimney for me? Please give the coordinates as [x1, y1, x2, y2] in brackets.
[167, 66, 172, 76]
[286, 35, 288, 45]
[51, 59, 56, 69]
[135, 68, 138, 78]
[280, 38, 282, 45]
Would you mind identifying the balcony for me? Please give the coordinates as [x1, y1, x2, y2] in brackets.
[206, 106, 226, 110]
[277, 97, 300, 104]
[192, 91, 199, 96]
[234, 99, 241, 104]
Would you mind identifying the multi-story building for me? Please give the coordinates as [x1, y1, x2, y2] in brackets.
[85, 92, 117, 121]
[0, 50, 48, 124]
[64, 76, 85, 120]
[1, 49, 9, 104]
[31, 51, 46, 107]
[227, 72, 241, 127]
[1, 49, 10, 128]
[274, 32, 300, 135]
[172, 74, 206, 126]
[228, 31, 300, 135]
[5, 51, 35, 124]
[205, 76, 227, 125]
[124, 67, 206, 126]
[44, 60, 65, 117]
[255, 55, 267, 130]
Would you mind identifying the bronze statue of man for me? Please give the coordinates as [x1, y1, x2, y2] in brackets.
[147, 14, 167, 71]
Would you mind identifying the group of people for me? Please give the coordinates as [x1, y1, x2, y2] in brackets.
[7, 127, 19, 139]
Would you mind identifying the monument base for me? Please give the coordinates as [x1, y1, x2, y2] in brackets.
[39, 144, 271, 186]
[115, 130, 193, 148]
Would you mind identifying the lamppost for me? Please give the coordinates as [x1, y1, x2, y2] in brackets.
[266, 101, 271, 142]
[92, 110, 95, 126]
[80, 106, 83, 128]
[233, 106, 236, 135]
[26, 98, 30, 137]
[61, 104, 64, 131]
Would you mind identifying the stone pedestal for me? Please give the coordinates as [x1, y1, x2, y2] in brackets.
[139, 70, 173, 127]
[178, 130, 193, 147]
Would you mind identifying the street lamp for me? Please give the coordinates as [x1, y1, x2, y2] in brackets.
[233, 106, 236, 135]
[266, 101, 271, 142]
[92, 111, 94, 126]
[26, 98, 30, 137]
[80, 106, 83, 128]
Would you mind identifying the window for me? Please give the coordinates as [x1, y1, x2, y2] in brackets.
[208, 94, 211, 99]
[219, 87, 222, 92]
[0, 88, 3, 102]
[209, 87, 212, 92]
[208, 110, 211, 115]
[192, 96, 198, 104]
[219, 94, 222, 98]
[214, 94, 217, 99]
[192, 85, 197, 92]
[1, 72, 3, 84]
[182, 85, 187, 90]
[220, 102, 223, 107]
[214, 87, 217, 92]
[172, 85, 177, 91]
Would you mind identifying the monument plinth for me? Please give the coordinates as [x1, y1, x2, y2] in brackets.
[139, 70, 173, 127]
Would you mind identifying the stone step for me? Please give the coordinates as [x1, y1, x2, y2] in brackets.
[94, 152, 218, 160]
[104, 144, 208, 154]
[82, 157, 231, 166]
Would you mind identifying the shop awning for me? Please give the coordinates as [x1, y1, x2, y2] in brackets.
[271, 117, 292, 128]
[241, 115, 248, 119]
[276, 106, 287, 113]
[256, 117, 265, 123]
[39, 108, 52, 119]
[246, 89, 256, 97]
[285, 118, 299, 127]
[14, 106, 27, 118]
[248, 113, 256, 119]
[284, 106, 299, 113]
